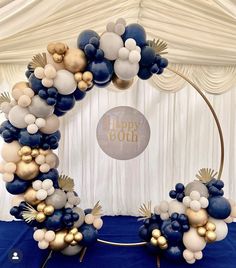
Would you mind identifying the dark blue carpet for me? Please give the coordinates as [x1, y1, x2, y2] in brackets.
[0, 216, 235, 268]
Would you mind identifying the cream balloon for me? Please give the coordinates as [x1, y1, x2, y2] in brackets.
[11, 194, 25, 206]
[168, 200, 186, 215]
[183, 227, 206, 252]
[114, 59, 139, 80]
[40, 114, 60, 134]
[1, 141, 21, 163]
[53, 70, 77, 95]
[99, 32, 123, 60]
[209, 217, 228, 241]
[61, 245, 83, 256]
[8, 105, 29, 128]
[29, 95, 54, 118]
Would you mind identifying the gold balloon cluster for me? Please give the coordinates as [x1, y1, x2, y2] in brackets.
[35, 202, 55, 223]
[18, 146, 40, 163]
[150, 229, 168, 250]
[74, 71, 93, 91]
[197, 221, 217, 242]
[186, 208, 208, 228]
[112, 75, 134, 90]
[49, 229, 68, 251]
[47, 42, 68, 63]
[64, 227, 83, 246]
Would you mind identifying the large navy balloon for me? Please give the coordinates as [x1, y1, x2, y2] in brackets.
[55, 93, 75, 112]
[122, 23, 147, 47]
[163, 245, 184, 262]
[44, 210, 64, 231]
[140, 46, 156, 67]
[6, 175, 31, 194]
[207, 196, 231, 219]
[79, 225, 98, 246]
[73, 88, 86, 101]
[18, 130, 42, 148]
[77, 30, 100, 50]
[0, 121, 20, 143]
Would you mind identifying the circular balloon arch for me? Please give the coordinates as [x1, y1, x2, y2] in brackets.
[0, 18, 235, 267]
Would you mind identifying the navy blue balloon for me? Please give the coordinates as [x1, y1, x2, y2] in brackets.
[175, 183, 185, 193]
[74, 88, 86, 101]
[38, 168, 59, 188]
[162, 222, 182, 245]
[25, 70, 32, 79]
[139, 225, 149, 241]
[146, 242, 161, 255]
[84, 44, 97, 59]
[169, 190, 177, 199]
[55, 93, 75, 112]
[79, 225, 98, 246]
[29, 74, 47, 93]
[77, 30, 100, 50]
[0, 120, 19, 143]
[207, 196, 231, 219]
[163, 245, 184, 262]
[95, 49, 104, 60]
[88, 59, 113, 85]
[159, 58, 168, 68]
[6, 175, 31, 194]
[44, 210, 64, 231]
[18, 130, 42, 148]
[138, 67, 152, 80]
[157, 68, 164, 75]
[150, 64, 159, 74]
[122, 23, 147, 47]
[140, 46, 156, 67]
[84, 208, 92, 215]
[54, 108, 66, 117]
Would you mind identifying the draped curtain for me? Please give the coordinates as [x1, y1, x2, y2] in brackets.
[0, 0, 236, 218]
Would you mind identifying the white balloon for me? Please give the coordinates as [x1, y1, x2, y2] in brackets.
[160, 212, 170, 220]
[183, 227, 206, 252]
[29, 95, 54, 118]
[168, 200, 186, 215]
[125, 38, 136, 51]
[25, 114, 36, 124]
[47, 187, 55, 196]
[93, 218, 103, 230]
[32, 180, 42, 191]
[190, 200, 201, 212]
[209, 217, 228, 241]
[106, 22, 115, 32]
[114, 23, 125, 36]
[129, 50, 141, 63]
[8, 105, 29, 128]
[183, 196, 191, 207]
[159, 201, 169, 212]
[38, 240, 49, 250]
[194, 251, 203, 260]
[27, 124, 38, 134]
[118, 47, 129, 60]
[53, 70, 77, 95]
[199, 197, 209, 208]
[190, 191, 201, 201]
[36, 189, 48, 200]
[33, 229, 45, 241]
[61, 245, 83, 256]
[35, 118, 46, 128]
[114, 59, 139, 80]
[34, 67, 45, 79]
[42, 179, 53, 190]
[44, 231, 56, 242]
[99, 32, 123, 60]
[116, 18, 126, 26]
[85, 214, 94, 224]
[183, 249, 194, 261]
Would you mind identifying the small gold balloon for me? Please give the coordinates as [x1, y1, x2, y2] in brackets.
[152, 229, 161, 239]
[150, 237, 158, 246]
[47, 43, 56, 54]
[74, 72, 83, 82]
[24, 187, 41, 206]
[83, 71, 93, 82]
[157, 236, 167, 246]
[49, 229, 68, 251]
[70, 228, 78, 235]
[197, 227, 206, 237]
[53, 53, 63, 63]
[160, 243, 168, 250]
[20, 146, 32, 155]
[63, 48, 87, 73]
[31, 149, 39, 158]
[186, 208, 208, 227]
[65, 233, 74, 243]
[37, 202, 47, 212]
[44, 205, 54, 216]
[36, 212, 46, 222]
[71, 240, 78, 246]
[205, 231, 217, 242]
[55, 43, 67, 55]
[16, 160, 39, 180]
[112, 75, 133, 90]
[13, 81, 29, 90]
[22, 155, 33, 163]
[206, 222, 216, 231]
[74, 232, 83, 242]
[78, 80, 88, 91]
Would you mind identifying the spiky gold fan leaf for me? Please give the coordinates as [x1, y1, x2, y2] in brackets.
[22, 203, 38, 223]
[29, 53, 47, 69]
[0, 92, 11, 106]
[91, 201, 102, 217]
[138, 201, 152, 221]
[196, 168, 218, 183]
[147, 39, 168, 55]
[58, 174, 75, 192]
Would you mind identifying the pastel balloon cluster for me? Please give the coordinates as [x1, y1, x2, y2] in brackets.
[139, 175, 236, 264]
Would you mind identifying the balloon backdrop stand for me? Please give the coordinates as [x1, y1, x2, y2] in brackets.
[0, 18, 235, 267]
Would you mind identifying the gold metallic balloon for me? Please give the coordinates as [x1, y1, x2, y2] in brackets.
[206, 222, 216, 231]
[152, 229, 161, 239]
[37, 202, 47, 212]
[83, 71, 93, 82]
[112, 75, 133, 90]
[65, 233, 74, 244]
[16, 160, 39, 180]
[74, 232, 83, 242]
[160, 243, 168, 250]
[78, 80, 88, 91]
[55, 43, 67, 55]
[44, 205, 54, 216]
[13, 81, 29, 90]
[63, 48, 87, 73]
[186, 208, 208, 227]
[31, 149, 39, 158]
[74, 72, 83, 82]
[22, 155, 33, 163]
[70, 228, 78, 235]
[49, 230, 68, 251]
[36, 212, 46, 222]
[197, 227, 206, 237]
[53, 53, 63, 63]
[70, 240, 78, 246]
[150, 237, 158, 246]
[157, 236, 167, 246]
[205, 231, 217, 242]
[24, 187, 41, 206]
[20, 146, 31, 156]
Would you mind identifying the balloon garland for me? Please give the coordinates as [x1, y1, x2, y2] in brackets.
[0, 17, 235, 266]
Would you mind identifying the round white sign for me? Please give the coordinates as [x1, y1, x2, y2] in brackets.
[96, 106, 150, 160]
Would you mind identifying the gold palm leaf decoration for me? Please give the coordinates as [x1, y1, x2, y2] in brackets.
[58, 174, 75, 192]
[196, 168, 218, 183]
[29, 53, 47, 70]
[22, 203, 38, 223]
[0, 92, 11, 105]
[147, 39, 168, 55]
[91, 201, 102, 217]
[138, 201, 152, 221]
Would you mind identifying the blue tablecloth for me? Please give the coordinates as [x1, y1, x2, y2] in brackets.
[0, 216, 235, 268]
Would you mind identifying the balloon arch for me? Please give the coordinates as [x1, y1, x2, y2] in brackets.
[0, 18, 235, 266]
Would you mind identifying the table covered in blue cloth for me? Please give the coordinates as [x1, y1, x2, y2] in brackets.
[0, 216, 235, 268]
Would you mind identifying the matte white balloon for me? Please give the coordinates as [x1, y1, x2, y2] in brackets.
[118, 47, 129, 60]
[8, 105, 29, 128]
[29, 95, 54, 118]
[44, 231, 56, 242]
[33, 229, 45, 241]
[25, 114, 36, 124]
[183, 227, 206, 252]
[209, 217, 228, 241]
[183, 196, 191, 207]
[199, 197, 209, 208]
[53, 70, 77, 95]
[190, 191, 201, 201]
[61, 245, 83, 256]
[168, 200, 186, 215]
[36, 189, 48, 200]
[183, 249, 194, 261]
[38, 240, 49, 249]
[42, 179, 53, 190]
[190, 200, 201, 212]
[125, 38, 136, 51]
[32, 180, 42, 191]
[99, 32, 123, 60]
[129, 50, 141, 63]
[114, 59, 139, 80]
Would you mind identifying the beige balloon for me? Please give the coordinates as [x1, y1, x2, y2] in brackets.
[40, 114, 60, 134]
[49, 229, 68, 251]
[16, 160, 39, 180]
[11, 194, 25, 206]
[1, 141, 21, 163]
[46, 52, 65, 71]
